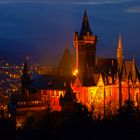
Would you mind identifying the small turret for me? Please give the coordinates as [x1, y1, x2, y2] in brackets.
[59, 84, 76, 113]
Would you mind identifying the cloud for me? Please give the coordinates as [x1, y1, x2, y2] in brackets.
[125, 6, 140, 13]
[71, 0, 136, 5]
[0, 0, 137, 5]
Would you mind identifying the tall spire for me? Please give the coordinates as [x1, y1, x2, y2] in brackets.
[80, 9, 92, 37]
[117, 34, 123, 69]
[118, 34, 123, 50]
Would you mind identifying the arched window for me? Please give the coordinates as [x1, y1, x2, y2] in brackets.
[91, 92, 93, 99]
[134, 92, 139, 107]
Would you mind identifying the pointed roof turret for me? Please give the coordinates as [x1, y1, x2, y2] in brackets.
[63, 84, 74, 102]
[118, 34, 123, 51]
[80, 10, 92, 37]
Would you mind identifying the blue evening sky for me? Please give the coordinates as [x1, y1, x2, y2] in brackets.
[0, 0, 140, 66]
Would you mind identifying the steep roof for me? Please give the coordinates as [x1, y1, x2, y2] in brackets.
[93, 73, 100, 84]
[11, 92, 41, 103]
[29, 75, 71, 90]
[96, 58, 118, 75]
[121, 60, 132, 80]
[80, 10, 92, 37]
[57, 48, 74, 76]
[127, 59, 140, 82]
[61, 85, 74, 102]
[118, 59, 140, 82]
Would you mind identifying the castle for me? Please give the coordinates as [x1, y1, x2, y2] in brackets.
[72, 10, 140, 117]
[11, 10, 140, 126]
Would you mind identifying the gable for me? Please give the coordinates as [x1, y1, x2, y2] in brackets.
[97, 74, 104, 87]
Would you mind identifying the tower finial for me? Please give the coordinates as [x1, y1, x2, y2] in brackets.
[118, 33, 122, 50]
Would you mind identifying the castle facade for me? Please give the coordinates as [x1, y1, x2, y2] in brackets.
[11, 10, 140, 126]
[72, 10, 140, 118]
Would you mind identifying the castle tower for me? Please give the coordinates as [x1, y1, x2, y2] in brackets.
[21, 61, 31, 94]
[73, 10, 97, 85]
[117, 34, 123, 70]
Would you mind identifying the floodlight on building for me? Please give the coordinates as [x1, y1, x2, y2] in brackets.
[72, 69, 78, 76]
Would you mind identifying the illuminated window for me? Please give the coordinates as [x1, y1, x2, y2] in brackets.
[91, 92, 94, 99]
[56, 91, 59, 96]
[59, 91, 63, 96]
[49, 90, 52, 96]
[109, 90, 112, 96]
[134, 93, 139, 106]
[108, 76, 112, 84]
[54, 91, 56, 96]
[32, 101, 35, 104]
[106, 89, 112, 96]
